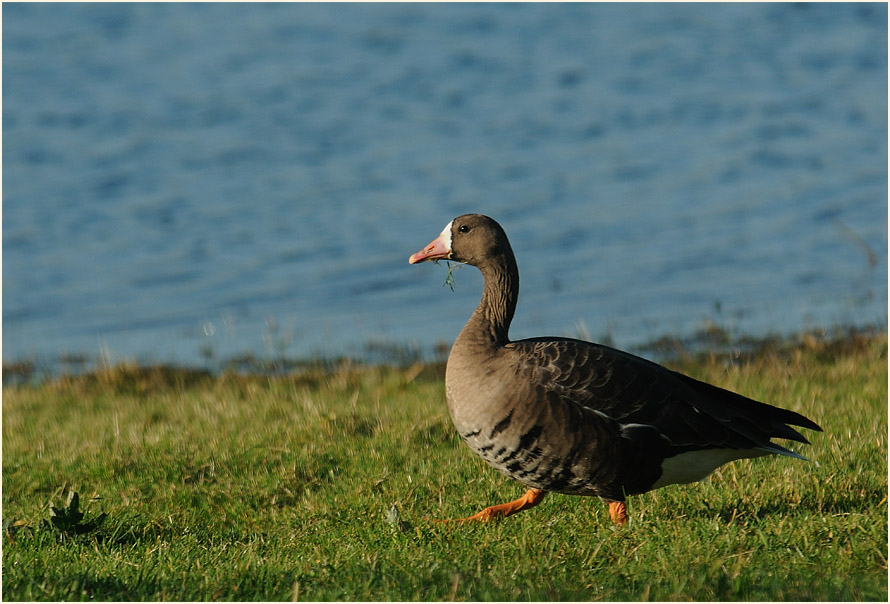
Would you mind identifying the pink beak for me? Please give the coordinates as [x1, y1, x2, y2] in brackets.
[409, 234, 451, 264]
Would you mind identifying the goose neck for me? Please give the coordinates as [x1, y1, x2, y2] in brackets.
[468, 252, 519, 348]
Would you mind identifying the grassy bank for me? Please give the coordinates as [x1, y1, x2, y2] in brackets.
[2, 330, 887, 600]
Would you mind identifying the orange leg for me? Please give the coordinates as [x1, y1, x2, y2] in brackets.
[448, 488, 547, 522]
[608, 501, 628, 525]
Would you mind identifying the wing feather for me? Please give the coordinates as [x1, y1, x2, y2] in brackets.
[507, 336, 821, 457]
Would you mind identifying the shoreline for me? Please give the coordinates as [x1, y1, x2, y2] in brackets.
[3, 321, 885, 387]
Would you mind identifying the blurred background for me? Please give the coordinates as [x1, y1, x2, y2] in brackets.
[3, 3, 887, 372]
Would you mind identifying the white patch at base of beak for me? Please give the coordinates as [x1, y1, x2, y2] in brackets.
[439, 220, 453, 251]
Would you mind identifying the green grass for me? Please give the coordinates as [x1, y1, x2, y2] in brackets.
[3, 331, 887, 601]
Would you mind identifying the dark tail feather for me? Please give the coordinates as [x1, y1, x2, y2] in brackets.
[759, 440, 810, 461]
[770, 422, 813, 445]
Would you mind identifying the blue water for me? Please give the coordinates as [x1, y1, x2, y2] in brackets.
[3, 3, 887, 368]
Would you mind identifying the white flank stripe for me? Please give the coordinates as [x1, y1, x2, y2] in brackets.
[652, 448, 768, 489]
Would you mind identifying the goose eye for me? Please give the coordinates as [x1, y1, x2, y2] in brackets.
[458, 225, 470, 233]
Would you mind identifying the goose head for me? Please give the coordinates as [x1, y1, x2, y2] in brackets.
[408, 214, 510, 267]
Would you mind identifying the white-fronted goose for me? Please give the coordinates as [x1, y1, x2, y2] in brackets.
[409, 214, 822, 525]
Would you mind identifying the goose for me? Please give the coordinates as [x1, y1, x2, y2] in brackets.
[408, 214, 822, 525]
